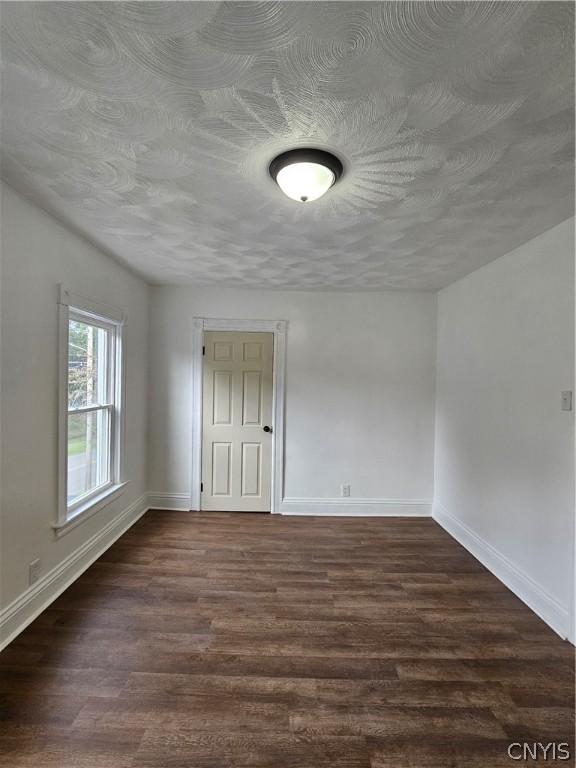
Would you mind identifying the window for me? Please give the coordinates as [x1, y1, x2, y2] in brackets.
[57, 288, 126, 532]
[67, 314, 114, 506]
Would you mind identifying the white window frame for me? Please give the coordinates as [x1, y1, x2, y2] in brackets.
[55, 286, 127, 536]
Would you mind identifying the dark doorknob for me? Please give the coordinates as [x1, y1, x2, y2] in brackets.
[263, 425, 272, 433]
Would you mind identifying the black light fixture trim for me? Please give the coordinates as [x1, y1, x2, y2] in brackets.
[269, 148, 344, 201]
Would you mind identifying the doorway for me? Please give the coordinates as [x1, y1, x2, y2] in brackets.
[191, 318, 287, 513]
[201, 331, 273, 512]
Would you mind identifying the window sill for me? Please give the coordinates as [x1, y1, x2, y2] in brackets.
[53, 482, 128, 538]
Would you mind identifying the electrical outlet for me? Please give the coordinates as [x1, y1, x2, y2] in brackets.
[561, 391, 573, 411]
[341, 484, 351, 498]
[29, 559, 41, 585]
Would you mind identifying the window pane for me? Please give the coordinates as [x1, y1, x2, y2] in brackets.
[67, 410, 110, 504]
[68, 319, 109, 408]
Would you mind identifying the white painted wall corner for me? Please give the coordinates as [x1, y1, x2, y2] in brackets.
[433, 501, 571, 642]
[147, 492, 191, 511]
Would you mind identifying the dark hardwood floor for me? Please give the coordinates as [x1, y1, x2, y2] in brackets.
[0, 511, 574, 767]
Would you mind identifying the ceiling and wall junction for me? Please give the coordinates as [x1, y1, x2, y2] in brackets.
[1, 1, 573, 289]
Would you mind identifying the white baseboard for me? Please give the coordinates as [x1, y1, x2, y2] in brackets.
[4, 493, 567, 651]
[278, 497, 431, 516]
[0, 493, 148, 652]
[433, 501, 570, 641]
[147, 492, 191, 511]
[146, 493, 430, 517]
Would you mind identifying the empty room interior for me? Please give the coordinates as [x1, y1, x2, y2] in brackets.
[0, 2, 575, 766]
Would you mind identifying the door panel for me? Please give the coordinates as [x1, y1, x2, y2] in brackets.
[213, 342, 233, 361]
[212, 371, 233, 425]
[241, 442, 261, 497]
[243, 341, 263, 361]
[202, 331, 273, 512]
[242, 371, 262, 425]
[211, 443, 232, 496]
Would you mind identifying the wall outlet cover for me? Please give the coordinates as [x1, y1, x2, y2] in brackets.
[561, 391, 573, 411]
[341, 484, 351, 498]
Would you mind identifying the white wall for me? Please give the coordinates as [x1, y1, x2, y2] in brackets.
[148, 286, 437, 511]
[3, 179, 571, 648]
[434, 219, 575, 639]
[0, 184, 149, 641]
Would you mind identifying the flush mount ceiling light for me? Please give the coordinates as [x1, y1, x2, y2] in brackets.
[269, 148, 344, 203]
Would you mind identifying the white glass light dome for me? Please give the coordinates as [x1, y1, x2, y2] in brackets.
[276, 162, 335, 203]
[269, 149, 343, 203]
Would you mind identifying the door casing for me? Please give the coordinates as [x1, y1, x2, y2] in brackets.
[191, 317, 287, 513]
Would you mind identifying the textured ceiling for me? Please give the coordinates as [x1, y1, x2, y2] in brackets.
[1, 2, 574, 290]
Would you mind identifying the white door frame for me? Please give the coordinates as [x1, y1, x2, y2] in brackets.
[191, 318, 287, 513]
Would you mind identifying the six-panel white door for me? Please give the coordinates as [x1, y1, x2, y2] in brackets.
[201, 331, 273, 512]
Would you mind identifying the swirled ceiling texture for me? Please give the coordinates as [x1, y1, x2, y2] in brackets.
[1, 2, 574, 289]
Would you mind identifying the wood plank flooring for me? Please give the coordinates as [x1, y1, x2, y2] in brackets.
[1, 511, 574, 767]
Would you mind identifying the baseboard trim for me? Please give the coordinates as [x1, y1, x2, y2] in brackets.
[0, 494, 148, 652]
[147, 492, 190, 511]
[4, 494, 566, 649]
[146, 493, 431, 516]
[278, 497, 431, 516]
[433, 501, 570, 641]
